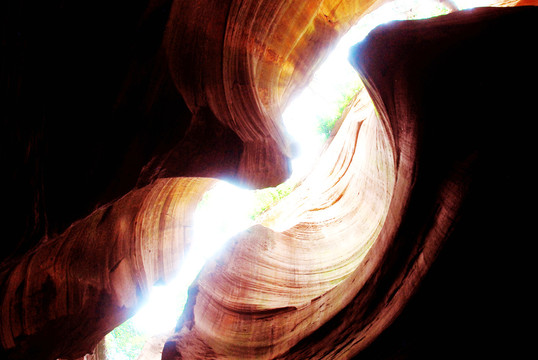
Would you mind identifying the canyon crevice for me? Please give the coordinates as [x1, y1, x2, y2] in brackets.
[1, 1, 536, 359]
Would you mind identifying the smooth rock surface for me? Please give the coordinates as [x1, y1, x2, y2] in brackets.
[1, 1, 537, 359]
[163, 5, 538, 360]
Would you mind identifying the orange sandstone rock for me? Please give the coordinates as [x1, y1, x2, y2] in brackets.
[1, 1, 537, 360]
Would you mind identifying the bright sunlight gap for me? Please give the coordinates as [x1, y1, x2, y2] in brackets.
[104, 1, 493, 358]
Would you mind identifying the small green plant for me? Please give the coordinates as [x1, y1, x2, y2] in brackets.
[105, 318, 147, 360]
[249, 181, 297, 220]
[406, 3, 451, 20]
[316, 81, 363, 139]
[246, 81, 364, 220]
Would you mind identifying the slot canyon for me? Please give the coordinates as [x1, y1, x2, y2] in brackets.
[1, 0, 537, 359]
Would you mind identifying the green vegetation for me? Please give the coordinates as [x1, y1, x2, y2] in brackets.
[316, 81, 363, 139]
[105, 318, 147, 360]
[247, 80, 365, 220]
[100, 6, 457, 359]
[249, 180, 297, 220]
[406, 3, 451, 19]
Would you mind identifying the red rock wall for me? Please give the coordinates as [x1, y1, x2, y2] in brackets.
[161, 0, 385, 188]
[0, 178, 216, 359]
[1, 1, 537, 360]
[163, 6, 538, 360]
[2, 0, 380, 357]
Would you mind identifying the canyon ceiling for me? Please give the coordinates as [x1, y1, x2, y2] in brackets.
[1, 0, 537, 359]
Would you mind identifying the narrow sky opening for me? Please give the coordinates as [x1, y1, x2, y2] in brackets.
[132, 182, 255, 336]
[106, 1, 493, 358]
[132, 0, 452, 336]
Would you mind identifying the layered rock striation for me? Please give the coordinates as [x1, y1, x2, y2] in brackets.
[0, 177, 216, 359]
[163, 5, 538, 360]
[1, 1, 537, 360]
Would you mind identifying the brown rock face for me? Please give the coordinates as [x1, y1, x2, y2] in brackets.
[162, 5, 538, 360]
[0, 177, 216, 359]
[1, 1, 537, 360]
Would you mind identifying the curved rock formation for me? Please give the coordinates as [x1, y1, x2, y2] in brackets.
[2, 1, 383, 358]
[160, 0, 389, 188]
[0, 177, 216, 359]
[1, 1, 537, 360]
[163, 86, 395, 360]
[163, 5, 538, 360]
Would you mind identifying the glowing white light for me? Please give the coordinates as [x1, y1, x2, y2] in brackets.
[283, 0, 412, 177]
[131, 181, 254, 336]
[452, 0, 495, 9]
[130, 277, 188, 335]
[129, 0, 492, 342]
